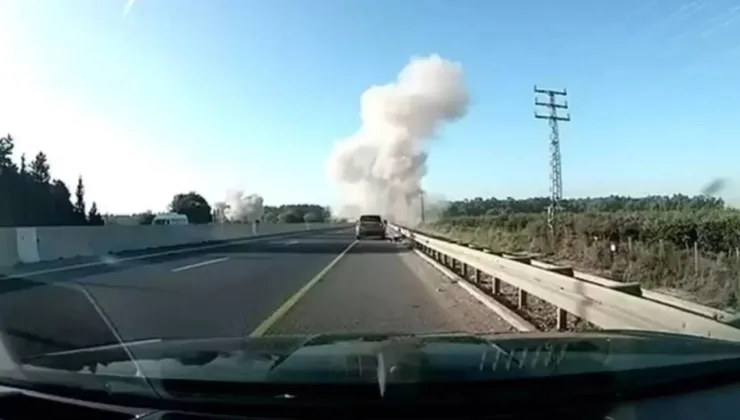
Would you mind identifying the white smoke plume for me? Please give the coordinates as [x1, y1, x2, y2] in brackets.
[326, 55, 469, 225]
[224, 191, 264, 222]
[420, 192, 451, 223]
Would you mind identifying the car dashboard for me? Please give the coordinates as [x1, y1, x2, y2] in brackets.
[0, 378, 739, 420]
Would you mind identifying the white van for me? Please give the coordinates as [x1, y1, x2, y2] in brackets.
[151, 213, 189, 226]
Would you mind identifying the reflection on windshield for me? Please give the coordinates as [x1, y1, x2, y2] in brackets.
[0, 276, 122, 361]
[1, 2, 740, 410]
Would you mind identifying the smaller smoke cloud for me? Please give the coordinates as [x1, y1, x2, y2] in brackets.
[420, 192, 450, 223]
[702, 178, 727, 197]
[224, 191, 264, 222]
[335, 204, 362, 221]
[701, 178, 740, 209]
[124, 0, 138, 16]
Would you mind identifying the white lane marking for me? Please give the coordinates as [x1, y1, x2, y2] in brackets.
[171, 257, 229, 273]
[248, 239, 357, 337]
[267, 239, 300, 246]
[12, 227, 353, 277]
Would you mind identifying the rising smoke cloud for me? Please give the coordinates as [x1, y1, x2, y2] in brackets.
[326, 55, 469, 224]
[223, 191, 264, 222]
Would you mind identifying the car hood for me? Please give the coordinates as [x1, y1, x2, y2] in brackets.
[16, 330, 740, 384]
[2, 330, 740, 404]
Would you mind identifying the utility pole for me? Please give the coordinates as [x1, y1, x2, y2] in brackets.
[534, 86, 570, 235]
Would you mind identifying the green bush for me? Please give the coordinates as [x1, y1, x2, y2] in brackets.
[425, 209, 740, 254]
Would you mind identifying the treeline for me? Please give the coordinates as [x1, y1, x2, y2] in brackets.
[263, 204, 332, 223]
[129, 202, 333, 225]
[442, 194, 725, 217]
[1, 133, 333, 227]
[0, 134, 103, 227]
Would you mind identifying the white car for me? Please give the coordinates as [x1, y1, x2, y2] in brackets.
[151, 213, 189, 225]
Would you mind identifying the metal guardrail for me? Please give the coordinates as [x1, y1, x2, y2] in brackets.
[389, 224, 740, 342]
[524, 257, 734, 323]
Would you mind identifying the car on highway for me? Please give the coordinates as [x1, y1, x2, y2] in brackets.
[355, 214, 386, 240]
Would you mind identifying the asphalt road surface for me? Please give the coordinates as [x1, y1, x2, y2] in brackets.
[0, 228, 510, 359]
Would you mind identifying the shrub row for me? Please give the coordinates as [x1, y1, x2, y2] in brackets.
[424, 209, 740, 254]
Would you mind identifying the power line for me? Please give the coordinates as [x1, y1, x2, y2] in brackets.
[534, 86, 570, 235]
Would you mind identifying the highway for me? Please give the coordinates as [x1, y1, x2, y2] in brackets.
[0, 228, 511, 359]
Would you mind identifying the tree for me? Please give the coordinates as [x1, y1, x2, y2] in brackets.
[74, 175, 88, 224]
[278, 209, 302, 223]
[303, 211, 321, 223]
[74, 176, 86, 214]
[264, 204, 329, 223]
[0, 133, 100, 227]
[49, 180, 78, 225]
[87, 202, 104, 225]
[19, 153, 27, 176]
[29, 152, 51, 184]
[212, 201, 229, 223]
[169, 192, 212, 224]
[0, 134, 15, 171]
[135, 210, 156, 225]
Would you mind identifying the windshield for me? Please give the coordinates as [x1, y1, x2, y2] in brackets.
[0, 0, 739, 406]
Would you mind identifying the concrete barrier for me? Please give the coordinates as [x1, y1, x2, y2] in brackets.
[1, 223, 345, 268]
[0, 229, 18, 267]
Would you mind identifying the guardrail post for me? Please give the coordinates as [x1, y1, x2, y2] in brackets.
[474, 268, 481, 284]
[537, 264, 576, 330]
[461, 262, 468, 278]
[557, 308, 568, 331]
[504, 255, 533, 308]
[518, 289, 528, 309]
[492, 277, 501, 295]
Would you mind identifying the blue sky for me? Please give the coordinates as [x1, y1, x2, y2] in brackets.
[0, 0, 739, 213]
